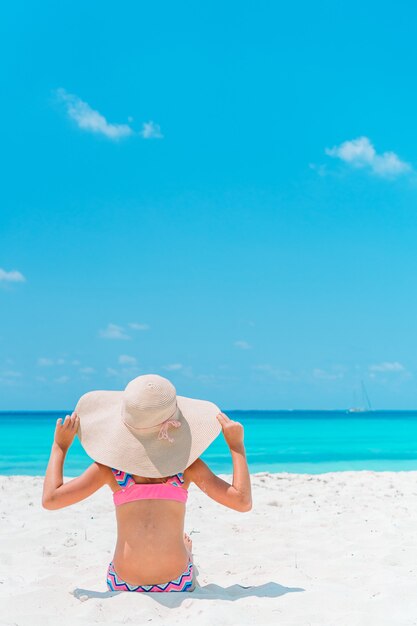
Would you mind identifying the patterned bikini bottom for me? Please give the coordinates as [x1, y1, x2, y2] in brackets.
[106, 557, 195, 593]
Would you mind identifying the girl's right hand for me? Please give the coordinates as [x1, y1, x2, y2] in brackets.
[54, 412, 79, 451]
[216, 412, 245, 449]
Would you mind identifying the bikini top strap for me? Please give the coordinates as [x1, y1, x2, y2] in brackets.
[111, 468, 136, 488]
[111, 468, 185, 487]
[166, 472, 185, 486]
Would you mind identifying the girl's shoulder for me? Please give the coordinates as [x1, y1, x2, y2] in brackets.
[183, 457, 209, 484]
[94, 463, 125, 492]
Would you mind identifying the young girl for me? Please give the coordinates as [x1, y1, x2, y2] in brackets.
[42, 374, 252, 593]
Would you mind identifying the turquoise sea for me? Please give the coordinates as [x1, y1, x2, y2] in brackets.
[1, 410, 417, 476]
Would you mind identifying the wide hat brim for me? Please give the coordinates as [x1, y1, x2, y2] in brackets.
[75, 390, 222, 477]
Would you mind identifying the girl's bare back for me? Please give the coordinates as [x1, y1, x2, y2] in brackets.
[109, 468, 191, 585]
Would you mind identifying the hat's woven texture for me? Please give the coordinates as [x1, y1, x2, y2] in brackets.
[122, 376, 177, 429]
[76, 374, 222, 478]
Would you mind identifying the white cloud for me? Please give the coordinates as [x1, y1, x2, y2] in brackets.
[312, 368, 344, 381]
[369, 361, 405, 373]
[118, 355, 137, 365]
[99, 323, 130, 340]
[129, 322, 150, 331]
[1, 370, 21, 378]
[56, 88, 134, 140]
[140, 121, 163, 139]
[37, 357, 55, 367]
[234, 340, 251, 350]
[106, 364, 139, 380]
[325, 136, 411, 178]
[179, 365, 194, 378]
[55, 375, 70, 384]
[0, 370, 22, 386]
[196, 373, 217, 384]
[37, 357, 66, 366]
[163, 363, 183, 371]
[79, 366, 95, 374]
[253, 364, 294, 381]
[0, 268, 25, 282]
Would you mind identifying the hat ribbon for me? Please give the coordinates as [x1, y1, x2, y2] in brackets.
[123, 407, 181, 443]
[157, 417, 182, 443]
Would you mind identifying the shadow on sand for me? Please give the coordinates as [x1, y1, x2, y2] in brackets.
[72, 581, 304, 605]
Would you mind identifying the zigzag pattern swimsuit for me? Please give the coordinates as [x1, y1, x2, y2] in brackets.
[106, 468, 194, 593]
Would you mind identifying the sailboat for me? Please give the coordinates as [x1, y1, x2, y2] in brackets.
[348, 380, 372, 413]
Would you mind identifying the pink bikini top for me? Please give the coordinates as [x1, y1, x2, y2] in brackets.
[111, 468, 188, 506]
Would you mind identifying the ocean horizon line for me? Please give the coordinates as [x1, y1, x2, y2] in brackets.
[2, 408, 417, 416]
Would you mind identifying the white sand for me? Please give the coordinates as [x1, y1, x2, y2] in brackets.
[1, 471, 416, 626]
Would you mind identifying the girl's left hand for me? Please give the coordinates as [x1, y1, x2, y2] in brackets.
[54, 412, 79, 451]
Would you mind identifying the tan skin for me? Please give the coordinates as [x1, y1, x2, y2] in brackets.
[42, 411, 252, 587]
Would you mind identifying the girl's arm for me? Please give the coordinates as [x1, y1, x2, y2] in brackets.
[42, 412, 109, 510]
[185, 412, 252, 512]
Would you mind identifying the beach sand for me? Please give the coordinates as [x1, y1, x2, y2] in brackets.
[0, 471, 416, 626]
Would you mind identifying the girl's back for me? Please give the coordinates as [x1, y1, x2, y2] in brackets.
[109, 468, 191, 586]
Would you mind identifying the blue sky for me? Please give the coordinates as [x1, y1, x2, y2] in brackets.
[1, 0, 417, 410]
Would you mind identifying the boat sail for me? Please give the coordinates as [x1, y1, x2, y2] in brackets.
[348, 380, 372, 413]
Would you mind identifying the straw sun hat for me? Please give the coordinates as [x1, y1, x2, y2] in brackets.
[75, 374, 222, 478]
